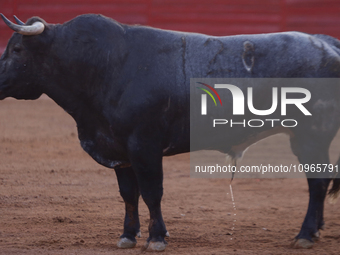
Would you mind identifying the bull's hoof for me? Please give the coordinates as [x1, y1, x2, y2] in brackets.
[291, 238, 314, 249]
[117, 237, 137, 248]
[143, 241, 167, 252]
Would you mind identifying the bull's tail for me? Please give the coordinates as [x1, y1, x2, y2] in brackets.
[329, 156, 340, 204]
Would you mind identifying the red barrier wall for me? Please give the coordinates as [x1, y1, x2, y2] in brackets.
[1, 0, 340, 52]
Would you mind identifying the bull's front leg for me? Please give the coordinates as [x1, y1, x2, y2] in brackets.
[115, 166, 141, 248]
[127, 130, 168, 251]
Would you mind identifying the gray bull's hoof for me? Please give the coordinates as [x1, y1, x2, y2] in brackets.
[117, 237, 137, 248]
[143, 240, 168, 252]
[291, 238, 314, 249]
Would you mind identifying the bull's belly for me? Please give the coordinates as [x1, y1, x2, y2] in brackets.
[227, 126, 293, 160]
[191, 125, 293, 160]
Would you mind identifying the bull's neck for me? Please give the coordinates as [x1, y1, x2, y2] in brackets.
[44, 84, 87, 124]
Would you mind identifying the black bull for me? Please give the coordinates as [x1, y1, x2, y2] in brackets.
[0, 13, 340, 251]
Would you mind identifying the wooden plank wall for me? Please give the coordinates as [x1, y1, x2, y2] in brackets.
[1, 0, 340, 52]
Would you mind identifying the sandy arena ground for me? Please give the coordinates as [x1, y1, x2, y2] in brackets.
[0, 97, 339, 254]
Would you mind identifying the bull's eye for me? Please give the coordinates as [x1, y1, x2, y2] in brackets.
[13, 46, 21, 53]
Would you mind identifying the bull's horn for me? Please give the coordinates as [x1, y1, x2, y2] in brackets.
[0, 13, 44, 35]
[13, 15, 25, 25]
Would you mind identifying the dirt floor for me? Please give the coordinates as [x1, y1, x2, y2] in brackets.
[0, 96, 339, 255]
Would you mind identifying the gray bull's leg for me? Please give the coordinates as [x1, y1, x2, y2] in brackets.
[290, 135, 332, 248]
[127, 129, 168, 251]
[115, 166, 141, 248]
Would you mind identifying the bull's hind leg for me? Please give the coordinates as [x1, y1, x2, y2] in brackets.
[115, 166, 141, 248]
[290, 135, 332, 249]
[293, 178, 331, 248]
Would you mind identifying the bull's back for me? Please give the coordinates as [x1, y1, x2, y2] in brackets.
[183, 31, 340, 79]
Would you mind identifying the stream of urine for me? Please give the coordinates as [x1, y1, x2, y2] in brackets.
[229, 183, 236, 240]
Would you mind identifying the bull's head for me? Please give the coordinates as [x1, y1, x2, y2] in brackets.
[0, 14, 50, 100]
